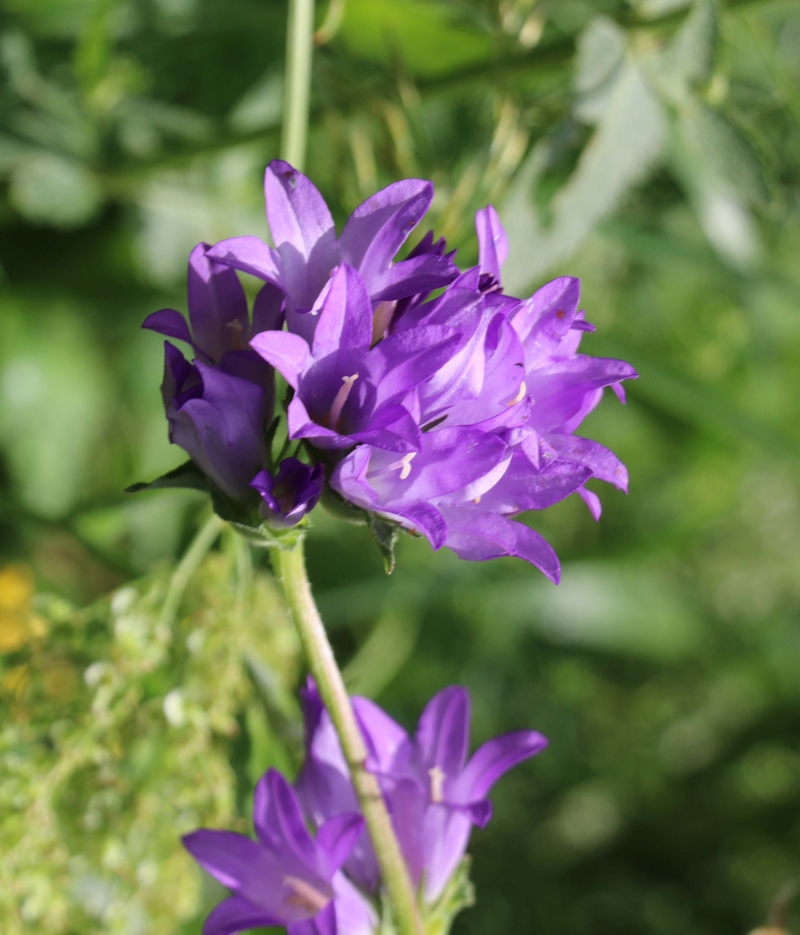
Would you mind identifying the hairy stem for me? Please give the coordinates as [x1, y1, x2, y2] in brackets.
[282, 0, 315, 170]
[273, 541, 423, 935]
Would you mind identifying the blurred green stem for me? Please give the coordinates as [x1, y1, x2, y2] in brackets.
[282, 0, 315, 170]
[273, 541, 423, 935]
[159, 514, 225, 630]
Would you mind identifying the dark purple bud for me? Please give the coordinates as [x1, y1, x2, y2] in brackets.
[250, 458, 325, 527]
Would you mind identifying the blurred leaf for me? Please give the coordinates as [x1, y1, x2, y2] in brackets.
[656, 0, 717, 99]
[0, 302, 110, 518]
[8, 152, 102, 228]
[339, 0, 494, 78]
[503, 55, 666, 291]
[475, 560, 702, 661]
[228, 71, 283, 134]
[573, 16, 627, 124]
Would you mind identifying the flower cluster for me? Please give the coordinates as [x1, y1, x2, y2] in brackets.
[183, 682, 546, 935]
[142, 160, 636, 580]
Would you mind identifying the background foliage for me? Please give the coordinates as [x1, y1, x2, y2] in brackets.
[1, 0, 800, 933]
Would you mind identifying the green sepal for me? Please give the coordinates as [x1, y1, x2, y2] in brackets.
[377, 858, 475, 935]
[124, 460, 208, 494]
[126, 461, 306, 549]
[369, 515, 399, 574]
[229, 519, 307, 550]
[320, 487, 369, 525]
[421, 857, 476, 935]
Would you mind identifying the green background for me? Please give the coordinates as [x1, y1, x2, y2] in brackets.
[1, 0, 800, 933]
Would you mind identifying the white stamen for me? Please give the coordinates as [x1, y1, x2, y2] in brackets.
[388, 452, 416, 480]
[429, 766, 446, 804]
[505, 380, 526, 407]
[371, 300, 396, 345]
[473, 496, 481, 504]
[283, 876, 330, 914]
[328, 373, 359, 428]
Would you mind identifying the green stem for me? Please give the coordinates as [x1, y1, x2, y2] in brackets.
[159, 514, 225, 630]
[273, 541, 423, 935]
[282, 0, 315, 170]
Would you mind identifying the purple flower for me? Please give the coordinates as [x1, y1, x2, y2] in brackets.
[144, 242, 282, 387]
[250, 263, 460, 453]
[143, 242, 284, 504]
[331, 428, 511, 553]
[328, 208, 637, 575]
[207, 160, 458, 343]
[251, 458, 325, 527]
[183, 768, 375, 935]
[296, 679, 547, 906]
[161, 342, 267, 501]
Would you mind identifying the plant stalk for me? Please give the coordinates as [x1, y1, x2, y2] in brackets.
[273, 541, 423, 935]
[159, 514, 225, 630]
[282, 0, 315, 170]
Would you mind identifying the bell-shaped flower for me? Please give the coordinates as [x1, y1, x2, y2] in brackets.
[207, 160, 458, 343]
[296, 680, 547, 907]
[183, 769, 375, 935]
[508, 274, 636, 517]
[250, 264, 460, 453]
[143, 242, 282, 389]
[331, 428, 510, 553]
[405, 685, 548, 904]
[161, 342, 267, 501]
[250, 458, 325, 527]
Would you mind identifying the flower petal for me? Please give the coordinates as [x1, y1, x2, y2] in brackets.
[511, 276, 581, 350]
[339, 179, 433, 291]
[348, 403, 422, 453]
[169, 362, 265, 500]
[332, 871, 380, 935]
[438, 507, 560, 581]
[416, 686, 470, 780]
[475, 205, 507, 280]
[288, 901, 336, 935]
[316, 813, 365, 875]
[143, 308, 194, 347]
[352, 695, 409, 773]
[366, 325, 462, 408]
[370, 252, 459, 303]
[311, 264, 373, 358]
[265, 160, 340, 309]
[477, 450, 591, 514]
[182, 829, 266, 894]
[545, 433, 629, 491]
[250, 330, 310, 389]
[207, 236, 283, 285]
[457, 730, 549, 802]
[187, 243, 249, 362]
[203, 896, 280, 935]
[261, 769, 320, 869]
[420, 806, 472, 906]
[578, 484, 602, 520]
[251, 282, 286, 336]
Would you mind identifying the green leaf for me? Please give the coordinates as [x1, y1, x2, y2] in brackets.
[369, 515, 399, 575]
[125, 460, 208, 495]
[339, 0, 493, 79]
[9, 153, 102, 229]
[502, 56, 667, 291]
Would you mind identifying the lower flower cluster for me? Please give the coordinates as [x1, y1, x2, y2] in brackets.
[139, 159, 637, 580]
[183, 682, 547, 935]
